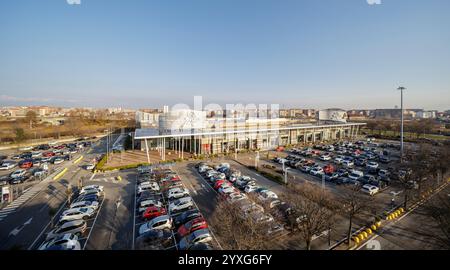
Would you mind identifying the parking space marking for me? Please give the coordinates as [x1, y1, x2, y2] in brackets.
[28, 200, 68, 250]
[173, 166, 222, 250]
[82, 197, 105, 250]
[131, 175, 137, 250]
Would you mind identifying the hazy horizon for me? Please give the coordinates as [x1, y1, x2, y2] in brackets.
[1, 0, 449, 111]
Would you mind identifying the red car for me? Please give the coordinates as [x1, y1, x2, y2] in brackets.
[19, 161, 33, 169]
[142, 206, 167, 220]
[177, 217, 208, 238]
[214, 180, 230, 190]
[43, 152, 55, 157]
[323, 164, 336, 174]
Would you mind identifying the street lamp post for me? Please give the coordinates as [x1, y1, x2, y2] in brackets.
[397, 86, 406, 162]
[284, 167, 290, 185]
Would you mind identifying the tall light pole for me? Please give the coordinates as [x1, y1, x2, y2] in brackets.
[397, 86, 406, 162]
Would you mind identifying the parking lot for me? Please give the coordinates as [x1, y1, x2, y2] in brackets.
[132, 165, 222, 250]
[1, 140, 97, 209]
[28, 185, 105, 250]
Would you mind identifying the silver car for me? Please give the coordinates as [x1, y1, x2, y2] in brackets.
[46, 220, 87, 240]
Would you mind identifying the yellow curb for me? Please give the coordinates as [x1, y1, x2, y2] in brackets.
[53, 168, 68, 180]
[73, 155, 84, 164]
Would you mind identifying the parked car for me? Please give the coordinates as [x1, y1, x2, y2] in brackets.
[334, 156, 345, 164]
[349, 170, 364, 181]
[173, 209, 203, 229]
[379, 156, 390, 163]
[0, 161, 16, 170]
[168, 197, 194, 213]
[73, 194, 99, 204]
[19, 160, 33, 169]
[244, 184, 260, 193]
[80, 185, 104, 194]
[167, 187, 190, 200]
[366, 161, 379, 170]
[138, 199, 163, 213]
[59, 207, 95, 223]
[42, 151, 55, 158]
[135, 229, 174, 250]
[38, 233, 81, 250]
[178, 229, 213, 250]
[142, 206, 167, 220]
[70, 200, 99, 211]
[10, 169, 27, 179]
[138, 215, 172, 235]
[177, 217, 208, 238]
[257, 190, 278, 201]
[46, 220, 87, 240]
[53, 157, 64, 165]
[138, 181, 160, 194]
[342, 160, 354, 168]
[361, 184, 379, 196]
[85, 164, 95, 170]
[309, 167, 324, 176]
[33, 168, 47, 177]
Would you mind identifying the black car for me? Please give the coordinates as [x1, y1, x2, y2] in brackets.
[355, 158, 367, 167]
[173, 209, 202, 228]
[336, 169, 349, 177]
[335, 177, 351, 185]
[38, 144, 50, 150]
[0, 176, 12, 186]
[9, 176, 29, 184]
[137, 192, 163, 204]
[74, 194, 99, 203]
[324, 173, 339, 182]
[379, 156, 390, 163]
[20, 153, 32, 159]
[135, 229, 174, 250]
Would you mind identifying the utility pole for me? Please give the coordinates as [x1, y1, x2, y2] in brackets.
[284, 167, 290, 185]
[397, 86, 406, 163]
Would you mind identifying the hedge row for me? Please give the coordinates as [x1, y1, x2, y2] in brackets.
[247, 165, 285, 185]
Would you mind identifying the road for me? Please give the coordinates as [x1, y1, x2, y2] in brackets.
[358, 183, 450, 250]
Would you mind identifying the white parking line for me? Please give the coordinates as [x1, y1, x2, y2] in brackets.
[82, 197, 105, 250]
[132, 174, 137, 250]
[28, 200, 68, 250]
[173, 166, 222, 250]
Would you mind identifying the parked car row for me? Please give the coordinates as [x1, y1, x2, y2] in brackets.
[277, 139, 398, 196]
[134, 166, 213, 250]
[196, 162, 287, 236]
[35, 184, 104, 250]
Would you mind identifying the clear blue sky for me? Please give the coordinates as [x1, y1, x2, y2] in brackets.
[1, 0, 449, 110]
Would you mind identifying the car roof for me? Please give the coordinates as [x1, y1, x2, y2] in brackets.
[174, 196, 192, 203]
[190, 228, 210, 238]
[61, 219, 85, 227]
[149, 215, 170, 223]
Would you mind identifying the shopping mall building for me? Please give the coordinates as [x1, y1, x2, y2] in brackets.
[133, 108, 365, 161]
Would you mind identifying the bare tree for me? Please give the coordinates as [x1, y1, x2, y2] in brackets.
[425, 193, 450, 249]
[337, 185, 371, 247]
[210, 199, 278, 250]
[280, 183, 336, 250]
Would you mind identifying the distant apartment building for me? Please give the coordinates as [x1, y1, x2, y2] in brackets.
[416, 110, 437, 119]
[374, 109, 436, 119]
[279, 108, 316, 119]
[347, 109, 371, 120]
[135, 109, 162, 128]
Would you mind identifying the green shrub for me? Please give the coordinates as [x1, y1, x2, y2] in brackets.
[247, 165, 285, 185]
